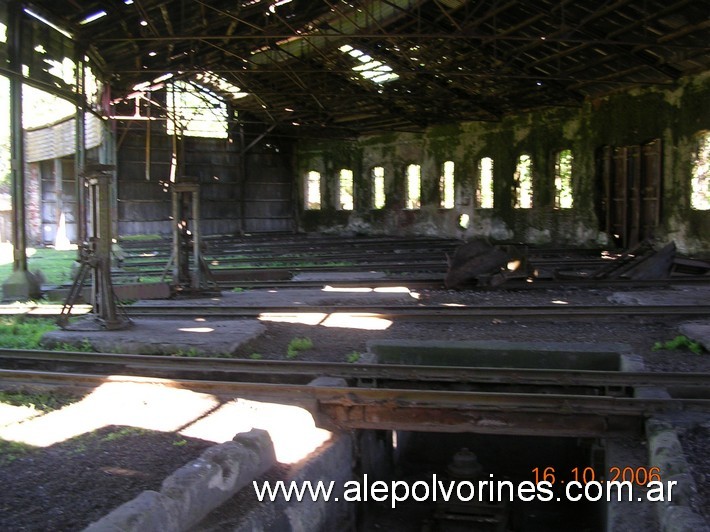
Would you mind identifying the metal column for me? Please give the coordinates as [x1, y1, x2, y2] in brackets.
[58, 165, 130, 330]
[1, 2, 40, 301]
[163, 182, 218, 295]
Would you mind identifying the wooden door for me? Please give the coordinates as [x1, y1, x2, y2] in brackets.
[598, 139, 662, 248]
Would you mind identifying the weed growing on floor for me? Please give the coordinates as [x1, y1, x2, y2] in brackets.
[346, 351, 361, 363]
[172, 438, 187, 447]
[0, 390, 77, 413]
[249, 353, 263, 360]
[172, 347, 203, 357]
[101, 427, 148, 443]
[54, 338, 95, 352]
[0, 439, 34, 465]
[652, 335, 704, 354]
[286, 337, 313, 359]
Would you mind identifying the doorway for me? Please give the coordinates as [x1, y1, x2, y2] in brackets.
[597, 139, 662, 248]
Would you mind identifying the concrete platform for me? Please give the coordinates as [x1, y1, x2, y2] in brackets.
[608, 285, 710, 306]
[133, 286, 417, 308]
[679, 321, 710, 351]
[41, 318, 265, 356]
[291, 271, 387, 282]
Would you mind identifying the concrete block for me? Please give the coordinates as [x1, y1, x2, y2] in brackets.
[160, 429, 276, 529]
[2, 269, 41, 301]
[84, 490, 177, 532]
[646, 418, 710, 532]
[113, 282, 172, 301]
[659, 504, 710, 532]
[82, 429, 276, 532]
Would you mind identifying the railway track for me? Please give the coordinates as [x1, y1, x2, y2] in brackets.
[0, 348, 707, 390]
[3, 301, 709, 320]
[0, 349, 708, 436]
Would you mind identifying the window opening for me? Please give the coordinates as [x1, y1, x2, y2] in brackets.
[406, 164, 421, 209]
[691, 132, 710, 210]
[440, 161, 455, 209]
[554, 149, 573, 209]
[477, 157, 494, 208]
[306, 171, 321, 210]
[372, 166, 385, 209]
[339, 168, 354, 210]
[167, 80, 228, 139]
[514, 155, 533, 209]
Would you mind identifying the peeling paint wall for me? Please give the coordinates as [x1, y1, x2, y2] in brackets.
[296, 72, 710, 254]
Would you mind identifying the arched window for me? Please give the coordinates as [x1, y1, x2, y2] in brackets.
[305, 171, 321, 210]
[691, 131, 710, 210]
[439, 161, 455, 209]
[476, 157, 494, 208]
[514, 154, 533, 209]
[372, 166, 385, 209]
[406, 164, 421, 209]
[338, 169, 354, 210]
[554, 149, 573, 209]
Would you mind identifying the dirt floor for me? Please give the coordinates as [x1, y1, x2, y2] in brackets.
[1, 284, 709, 530]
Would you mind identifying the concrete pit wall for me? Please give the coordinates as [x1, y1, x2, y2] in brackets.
[83, 429, 356, 532]
[296, 72, 710, 254]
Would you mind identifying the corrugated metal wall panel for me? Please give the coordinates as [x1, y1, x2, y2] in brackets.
[116, 126, 296, 236]
[25, 114, 103, 163]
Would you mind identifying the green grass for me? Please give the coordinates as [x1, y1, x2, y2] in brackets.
[286, 337, 313, 359]
[0, 316, 57, 349]
[0, 248, 78, 287]
[346, 351, 361, 363]
[119, 234, 164, 242]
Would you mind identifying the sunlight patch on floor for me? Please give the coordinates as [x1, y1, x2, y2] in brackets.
[0, 380, 330, 464]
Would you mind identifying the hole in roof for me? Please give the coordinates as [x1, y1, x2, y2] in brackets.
[338, 44, 399, 84]
[80, 10, 107, 25]
[195, 71, 249, 100]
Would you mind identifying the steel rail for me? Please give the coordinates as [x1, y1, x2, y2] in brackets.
[119, 261, 450, 276]
[0, 348, 708, 390]
[124, 303, 710, 320]
[0, 369, 707, 417]
[207, 276, 710, 290]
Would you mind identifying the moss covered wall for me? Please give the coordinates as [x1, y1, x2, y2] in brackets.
[296, 72, 710, 253]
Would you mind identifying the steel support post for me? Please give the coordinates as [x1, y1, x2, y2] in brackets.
[74, 53, 87, 248]
[2, 2, 40, 301]
[168, 182, 217, 295]
[79, 165, 130, 330]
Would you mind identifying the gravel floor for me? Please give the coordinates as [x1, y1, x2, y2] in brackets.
[1, 284, 708, 530]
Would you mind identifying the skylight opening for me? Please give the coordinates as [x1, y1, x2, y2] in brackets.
[80, 10, 107, 25]
[338, 44, 399, 85]
[23, 9, 73, 39]
[196, 71, 249, 100]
